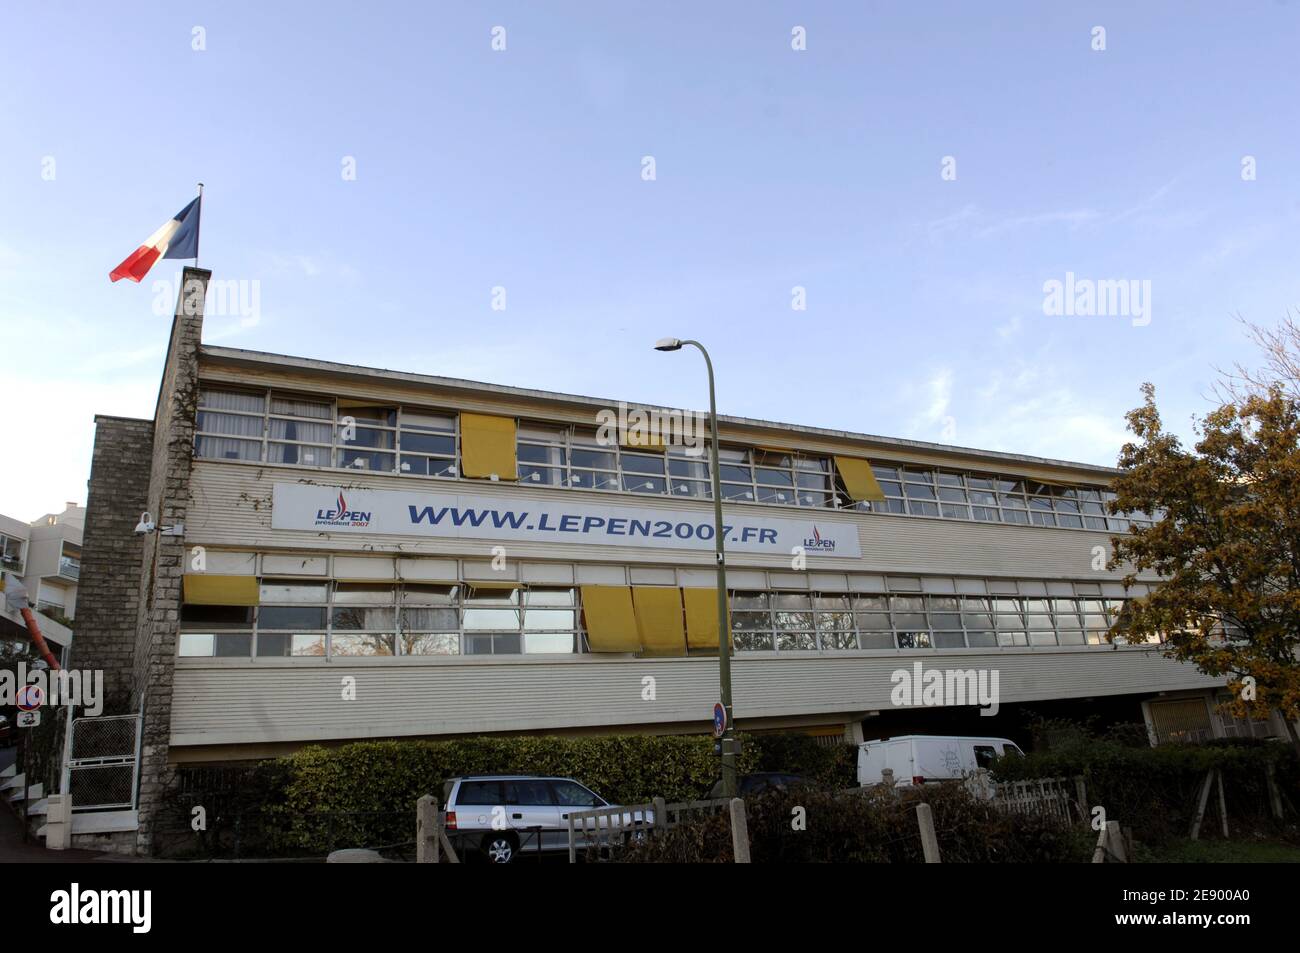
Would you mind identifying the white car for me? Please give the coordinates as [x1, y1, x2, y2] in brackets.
[442, 775, 652, 863]
[857, 735, 1024, 789]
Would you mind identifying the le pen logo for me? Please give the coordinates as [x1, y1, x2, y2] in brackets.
[49, 884, 151, 934]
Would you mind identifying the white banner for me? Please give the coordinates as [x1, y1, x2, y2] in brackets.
[270, 483, 861, 557]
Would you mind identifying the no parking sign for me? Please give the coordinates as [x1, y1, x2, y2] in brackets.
[16, 684, 43, 712]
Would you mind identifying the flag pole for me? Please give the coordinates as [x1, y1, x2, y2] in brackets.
[195, 182, 204, 267]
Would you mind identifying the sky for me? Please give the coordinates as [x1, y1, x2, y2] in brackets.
[2, 1, 1299, 521]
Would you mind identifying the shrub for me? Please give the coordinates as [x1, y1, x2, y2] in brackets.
[618, 783, 1092, 863]
[992, 722, 1300, 844]
[163, 731, 850, 856]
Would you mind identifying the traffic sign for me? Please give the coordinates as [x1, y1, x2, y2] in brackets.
[16, 711, 39, 728]
[712, 702, 727, 738]
[16, 684, 43, 712]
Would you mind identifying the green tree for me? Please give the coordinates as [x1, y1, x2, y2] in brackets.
[1110, 383, 1300, 757]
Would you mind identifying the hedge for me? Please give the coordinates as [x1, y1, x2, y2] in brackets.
[161, 732, 851, 856]
[991, 727, 1300, 844]
[618, 783, 1094, 863]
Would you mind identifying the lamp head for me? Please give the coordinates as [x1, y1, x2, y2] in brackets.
[654, 337, 683, 352]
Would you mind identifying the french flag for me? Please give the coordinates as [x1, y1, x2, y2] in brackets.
[109, 196, 202, 282]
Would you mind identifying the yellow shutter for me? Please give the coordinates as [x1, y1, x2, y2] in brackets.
[683, 588, 733, 649]
[460, 413, 518, 480]
[834, 456, 886, 502]
[632, 586, 686, 655]
[619, 432, 667, 451]
[183, 575, 260, 606]
[580, 586, 639, 652]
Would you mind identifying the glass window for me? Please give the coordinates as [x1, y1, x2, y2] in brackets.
[551, 781, 602, 808]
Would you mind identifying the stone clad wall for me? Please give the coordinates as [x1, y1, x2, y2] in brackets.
[72, 416, 154, 707]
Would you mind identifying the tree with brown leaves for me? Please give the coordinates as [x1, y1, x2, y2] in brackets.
[1109, 383, 1300, 757]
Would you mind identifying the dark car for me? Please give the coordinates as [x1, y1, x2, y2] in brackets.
[708, 772, 812, 799]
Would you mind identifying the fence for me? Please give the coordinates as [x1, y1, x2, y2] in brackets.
[64, 714, 141, 811]
[567, 797, 730, 862]
[985, 776, 1085, 824]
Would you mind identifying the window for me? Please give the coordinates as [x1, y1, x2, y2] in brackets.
[399, 411, 457, 477]
[256, 580, 328, 657]
[337, 403, 396, 472]
[400, 584, 460, 656]
[517, 424, 568, 487]
[732, 591, 774, 651]
[772, 593, 816, 651]
[330, 583, 397, 656]
[973, 745, 998, 770]
[178, 604, 254, 657]
[195, 388, 264, 461]
[551, 780, 603, 808]
[0, 534, 24, 573]
[456, 780, 503, 806]
[267, 394, 332, 466]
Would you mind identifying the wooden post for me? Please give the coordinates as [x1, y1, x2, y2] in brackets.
[1189, 769, 1215, 840]
[730, 797, 751, 863]
[1091, 824, 1108, 863]
[916, 802, 941, 863]
[1106, 820, 1128, 863]
[1074, 776, 1088, 824]
[1215, 767, 1230, 838]
[1266, 763, 1285, 820]
[416, 795, 437, 863]
[567, 816, 577, 864]
[436, 811, 460, 863]
[653, 797, 667, 831]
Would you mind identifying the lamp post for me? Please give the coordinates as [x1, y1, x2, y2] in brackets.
[654, 337, 737, 798]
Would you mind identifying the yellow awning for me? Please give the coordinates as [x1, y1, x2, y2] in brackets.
[619, 431, 667, 451]
[632, 586, 686, 655]
[465, 580, 521, 592]
[834, 456, 886, 502]
[183, 575, 260, 606]
[683, 588, 733, 650]
[460, 412, 518, 480]
[580, 586, 639, 652]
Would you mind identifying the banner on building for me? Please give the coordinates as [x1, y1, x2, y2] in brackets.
[270, 482, 862, 557]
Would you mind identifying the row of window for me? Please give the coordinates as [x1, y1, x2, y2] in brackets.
[193, 386, 1153, 531]
[178, 580, 1159, 659]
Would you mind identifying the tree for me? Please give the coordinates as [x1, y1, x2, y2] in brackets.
[1109, 383, 1300, 757]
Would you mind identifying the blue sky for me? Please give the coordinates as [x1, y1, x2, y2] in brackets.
[2, 1, 1298, 519]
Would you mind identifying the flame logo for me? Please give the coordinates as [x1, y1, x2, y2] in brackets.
[812, 526, 822, 544]
[335, 492, 347, 518]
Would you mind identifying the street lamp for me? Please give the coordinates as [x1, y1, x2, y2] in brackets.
[654, 337, 737, 798]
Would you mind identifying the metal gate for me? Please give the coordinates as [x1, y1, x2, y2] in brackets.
[64, 714, 142, 811]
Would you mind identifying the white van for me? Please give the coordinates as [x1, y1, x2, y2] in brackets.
[857, 735, 1024, 788]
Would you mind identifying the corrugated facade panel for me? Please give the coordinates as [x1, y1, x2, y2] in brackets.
[187, 462, 1142, 580]
[171, 648, 1223, 747]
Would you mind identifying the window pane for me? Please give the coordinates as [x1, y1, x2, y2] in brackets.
[270, 396, 331, 419]
[463, 607, 521, 629]
[196, 436, 261, 461]
[179, 633, 215, 656]
[401, 607, 458, 630]
[403, 584, 458, 605]
[181, 605, 254, 630]
[269, 419, 331, 443]
[402, 633, 460, 655]
[259, 605, 327, 629]
[331, 607, 397, 630]
[331, 633, 396, 656]
[260, 581, 328, 603]
[525, 633, 574, 654]
[198, 411, 263, 438]
[200, 389, 265, 413]
[524, 609, 575, 630]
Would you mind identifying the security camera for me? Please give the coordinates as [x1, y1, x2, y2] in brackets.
[134, 512, 156, 535]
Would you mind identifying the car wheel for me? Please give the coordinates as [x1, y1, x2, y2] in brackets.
[482, 832, 518, 864]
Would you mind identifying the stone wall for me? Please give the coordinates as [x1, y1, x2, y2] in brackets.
[71, 267, 209, 855]
[71, 416, 153, 709]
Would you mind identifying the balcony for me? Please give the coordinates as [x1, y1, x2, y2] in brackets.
[58, 556, 80, 581]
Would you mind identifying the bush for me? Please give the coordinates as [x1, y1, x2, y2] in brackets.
[162, 731, 849, 856]
[991, 720, 1300, 844]
[618, 783, 1092, 863]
